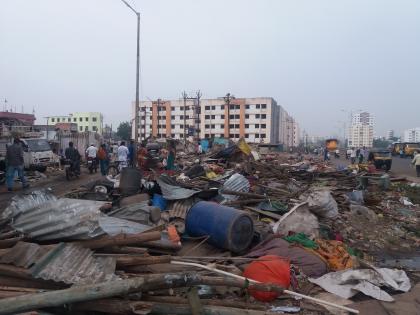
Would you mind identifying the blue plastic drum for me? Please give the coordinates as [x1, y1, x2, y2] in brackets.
[185, 201, 254, 253]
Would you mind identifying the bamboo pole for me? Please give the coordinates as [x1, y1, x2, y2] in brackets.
[171, 261, 359, 314]
[76, 231, 161, 249]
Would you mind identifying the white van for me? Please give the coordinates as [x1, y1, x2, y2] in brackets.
[20, 138, 55, 172]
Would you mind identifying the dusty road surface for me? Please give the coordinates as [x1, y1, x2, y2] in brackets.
[0, 167, 102, 212]
[328, 151, 419, 181]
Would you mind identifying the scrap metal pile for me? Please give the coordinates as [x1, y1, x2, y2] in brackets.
[0, 140, 419, 315]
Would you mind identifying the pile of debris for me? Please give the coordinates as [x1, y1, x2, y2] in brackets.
[0, 140, 419, 315]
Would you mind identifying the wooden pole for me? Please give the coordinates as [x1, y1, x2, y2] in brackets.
[76, 231, 161, 249]
[171, 261, 359, 314]
[116, 254, 171, 266]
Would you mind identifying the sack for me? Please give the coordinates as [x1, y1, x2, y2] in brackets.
[97, 148, 106, 160]
[243, 255, 290, 302]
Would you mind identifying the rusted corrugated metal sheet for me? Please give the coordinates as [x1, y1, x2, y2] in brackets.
[167, 198, 195, 219]
[0, 241, 49, 268]
[220, 173, 250, 201]
[1, 242, 117, 285]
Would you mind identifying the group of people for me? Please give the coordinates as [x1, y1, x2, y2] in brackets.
[345, 147, 368, 164]
[63, 140, 136, 177]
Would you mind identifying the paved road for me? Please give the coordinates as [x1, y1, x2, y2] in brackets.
[330, 152, 419, 180]
[0, 168, 102, 211]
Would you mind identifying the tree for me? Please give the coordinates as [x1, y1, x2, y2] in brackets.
[116, 121, 131, 141]
[372, 138, 391, 148]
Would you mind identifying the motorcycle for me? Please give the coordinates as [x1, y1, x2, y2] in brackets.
[87, 157, 98, 174]
[64, 159, 79, 180]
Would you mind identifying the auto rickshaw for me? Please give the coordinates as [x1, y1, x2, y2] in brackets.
[368, 149, 392, 171]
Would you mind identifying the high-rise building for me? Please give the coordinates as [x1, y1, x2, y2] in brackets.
[132, 97, 299, 146]
[348, 112, 374, 148]
[403, 128, 420, 142]
[47, 112, 103, 134]
[386, 130, 395, 141]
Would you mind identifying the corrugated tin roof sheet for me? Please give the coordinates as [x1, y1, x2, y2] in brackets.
[220, 173, 250, 201]
[157, 175, 200, 200]
[1, 242, 118, 285]
[3, 191, 151, 241]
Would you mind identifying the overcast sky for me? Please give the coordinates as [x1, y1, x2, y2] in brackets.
[1, 0, 419, 137]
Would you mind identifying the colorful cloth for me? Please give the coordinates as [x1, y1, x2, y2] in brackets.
[314, 239, 354, 271]
[284, 233, 318, 249]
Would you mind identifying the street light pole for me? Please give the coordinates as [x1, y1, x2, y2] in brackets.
[120, 0, 140, 145]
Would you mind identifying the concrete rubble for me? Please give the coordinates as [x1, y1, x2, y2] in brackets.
[0, 138, 419, 315]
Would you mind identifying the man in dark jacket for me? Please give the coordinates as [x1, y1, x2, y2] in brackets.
[6, 138, 29, 192]
[65, 142, 81, 175]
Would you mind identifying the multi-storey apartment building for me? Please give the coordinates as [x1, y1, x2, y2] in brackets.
[47, 112, 103, 134]
[348, 112, 374, 148]
[403, 128, 420, 142]
[132, 97, 299, 146]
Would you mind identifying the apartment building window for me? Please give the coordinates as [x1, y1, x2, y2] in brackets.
[79, 117, 82, 122]
[229, 105, 235, 110]
[261, 134, 266, 138]
[85, 126, 88, 131]
[256, 104, 261, 109]
[235, 124, 240, 128]
[205, 115, 210, 119]
[57, 118, 60, 122]
[245, 114, 249, 119]
[211, 124, 215, 128]
[220, 105, 225, 110]
[171, 124, 175, 129]
[211, 106, 215, 110]
[235, 105, 240, 110]
[245, 124, 249, 128]
[171, 115, 175, 120]
[245, 134, 249, 138]
[180, 124, 184, 129]
[235, 114, 240, 119]
[205, 124, 210, 128]
[180, 115, 184, 119]
[261, 124, 266, 129]
[171, 106, 175, 111]
[229, 134, 234, 138]
[211, 115, 215, 119]
[171, 133, 175, 137]
[73, 118, 76, 122]
[180, 134, 184, 138]
[205, 134, 210, 138]
[221, 115, 225, 119]
[261, 104, 267, 109]
[255, 134, 260, 138]
[185, 106, 190, 110]
[220, 124, 224, 129]
[79, 126, 83, 131]
[140, 107, 145, 111]
[67, 118, 71, 122]
[51, 118, 55, 122]
[245, 104, 250, 109]
[93, 126, 98, 131]
[262, 114, 266, 119]
[255, 124, 260, 128]
[229, 124, 234, 128]
[185, 115, 189, 119]
[256, 114, 260, 118]
[229, 115, 234, 119]
[205, 106, 210, 110]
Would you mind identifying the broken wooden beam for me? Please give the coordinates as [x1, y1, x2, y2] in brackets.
[76, 231, 161, 249]
[116, 255, 171, 267]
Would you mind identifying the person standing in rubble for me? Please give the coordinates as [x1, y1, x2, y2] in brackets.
[6, 138, 29, 192]
[97, 144, 109, 176]
[350, 148, 357, 164]
[128, 140, 135, 167]
[117, 141, 129, 171]
[411, 152, 420, 177]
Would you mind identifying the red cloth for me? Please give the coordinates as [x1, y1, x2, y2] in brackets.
[243, 255, 290, 302]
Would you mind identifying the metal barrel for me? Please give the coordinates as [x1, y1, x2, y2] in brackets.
[185, 201, 254, 253]
[119, 168, 142, 196]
